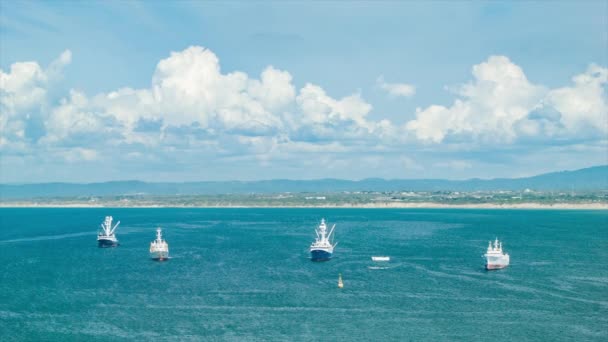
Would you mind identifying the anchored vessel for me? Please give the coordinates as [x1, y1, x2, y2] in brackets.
[97, 216, 119, 247]
[371, 256, 390, 262]
[310, 218, 337, 261]
[338, 273, 344, 288]
[149, 227, 169, 261]
[484, 238, 510, 270]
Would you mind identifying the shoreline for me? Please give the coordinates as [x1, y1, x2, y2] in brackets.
[1, 202, 606, 210]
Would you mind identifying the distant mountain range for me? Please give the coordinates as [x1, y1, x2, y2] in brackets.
[1, 166, 606, 199]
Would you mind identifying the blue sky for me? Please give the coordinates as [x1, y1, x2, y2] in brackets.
[1, 1, 606, 182]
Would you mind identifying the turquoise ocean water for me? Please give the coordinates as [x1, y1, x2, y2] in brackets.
[0, 208, 606, 341]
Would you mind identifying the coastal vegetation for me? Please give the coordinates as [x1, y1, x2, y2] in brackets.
[3, 190, 606, 208]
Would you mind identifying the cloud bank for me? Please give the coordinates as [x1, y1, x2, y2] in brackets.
[406, 56, 607, 143]
[0, 47, 606, 181]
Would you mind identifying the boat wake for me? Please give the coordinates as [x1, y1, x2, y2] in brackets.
[0, 231, 92, 244]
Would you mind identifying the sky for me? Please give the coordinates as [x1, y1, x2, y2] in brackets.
[0, 0, 607, 183]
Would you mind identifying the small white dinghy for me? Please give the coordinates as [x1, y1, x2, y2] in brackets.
[371, 256, 390, 262]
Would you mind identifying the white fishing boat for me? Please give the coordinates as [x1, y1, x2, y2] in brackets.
[338, 273, 344, 288]
[371, 256, 390, 262]
[149, 227, 169, 261]
[484, 238, 510, 270]
[310, 218, 337, 261]
[97, 216, 119, 247]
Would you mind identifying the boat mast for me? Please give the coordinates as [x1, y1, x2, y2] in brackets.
[109, 220, 120, 235]
[327, 224, 336, 241]
[319, 219, 327, 242]
[101, 216, 113, 235]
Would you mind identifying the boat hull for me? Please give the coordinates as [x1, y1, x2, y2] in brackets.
[97, 239, 118, 248]
[486, 263, 509, 270]
[310, 249, 332, 261]
[485, 254, 509, 270]
[150, 251, 169, 261]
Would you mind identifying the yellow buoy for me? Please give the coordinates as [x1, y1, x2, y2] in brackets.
[338, 273, 344, 288]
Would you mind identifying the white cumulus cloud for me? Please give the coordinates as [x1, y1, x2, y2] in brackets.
[2, 46, 391, 163]
[544, 63, 608, 135]
[0, 50, 72, 147]
[292, 83, 402, 144]
[377, 75, 416, 97]
[297, 83, 372, 125]
[405, 56, 607, 144]
[43, 90, 105, 144]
